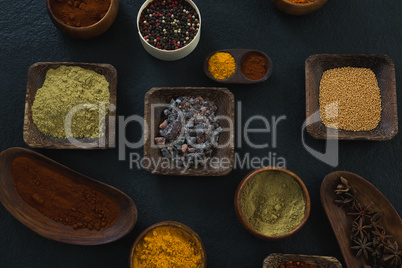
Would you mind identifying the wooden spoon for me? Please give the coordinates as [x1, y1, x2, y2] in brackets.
[321, 171, 402, 268]
[0, 147, 137, 245]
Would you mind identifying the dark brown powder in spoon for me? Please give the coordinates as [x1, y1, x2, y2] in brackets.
[12, 156, 119, 231]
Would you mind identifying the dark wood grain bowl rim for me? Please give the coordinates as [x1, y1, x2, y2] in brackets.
[136, 0, 201, 54]
[305, 54, 398, 140]
[234, 167, 311, 241]
[23, 62, 117, 149]
[0, 147, 137, 245]
[46, 0, 119, 30]
[263, 253, 342, 268]
[129, 221, 207, 268]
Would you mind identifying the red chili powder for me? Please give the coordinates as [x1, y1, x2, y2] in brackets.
[12, 156, 119, 231]
[241, 53, 268, 80]
[50, 0, 111, 27]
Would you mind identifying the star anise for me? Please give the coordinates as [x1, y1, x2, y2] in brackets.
[367, 260, 386, 268]
[340, 176, 349, 185]
[334, 178, 399, 267]
[383, 240, 402, 267]
[370, 212, 385, 232]
[352, 217, 371, 240]
[347, 202, 375, 222]
[372, 228, 393, 246]
[371, 241, 384, 259]
[335, 177, 354, 194]
[334, 192, 359, 208]
[351, 236, 373, 259]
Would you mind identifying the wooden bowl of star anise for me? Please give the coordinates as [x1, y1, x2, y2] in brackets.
[321, 171, 402, 268]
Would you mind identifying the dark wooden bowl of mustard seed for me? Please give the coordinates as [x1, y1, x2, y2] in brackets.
[47, 0, 119, 39]
[204, 49, 273, 84]
[23, 62, 117, 149]
[0, 147, 137, 245]
[305, 54, 398, 140]
[270, 0, 327, 16]
[234, 167, 311, 241]
[263, 253, 342, 268]
[143, 87, 235, 176]
[129, 221, 207, 268]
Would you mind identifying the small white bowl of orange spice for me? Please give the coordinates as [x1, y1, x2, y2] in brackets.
[269, 0, 327, 16]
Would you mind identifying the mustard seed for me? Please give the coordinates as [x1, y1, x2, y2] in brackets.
[319, 67, 382, 131]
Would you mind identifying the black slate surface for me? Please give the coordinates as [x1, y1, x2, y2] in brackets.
[1, 0, 401, 267]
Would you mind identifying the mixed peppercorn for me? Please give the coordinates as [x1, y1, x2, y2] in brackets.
[139, 0, 200, 50]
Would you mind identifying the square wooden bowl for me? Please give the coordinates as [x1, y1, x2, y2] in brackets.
[23, 62, 117, 149]
[144, 87, 235, 176]
[263, 253, 342, 268]
[305, 54, 398, 140]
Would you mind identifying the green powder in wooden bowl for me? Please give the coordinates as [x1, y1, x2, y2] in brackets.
[32, 66, 110, 139]
[240, 170, 306, 237]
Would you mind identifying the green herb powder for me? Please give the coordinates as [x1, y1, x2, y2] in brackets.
[32, 66, 110, 139]
[241, 171, 306, 236]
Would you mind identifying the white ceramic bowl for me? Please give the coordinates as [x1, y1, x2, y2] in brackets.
[137, 0, 201, 61]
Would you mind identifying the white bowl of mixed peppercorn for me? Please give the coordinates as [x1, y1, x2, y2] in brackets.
[137, 0, 201, 61]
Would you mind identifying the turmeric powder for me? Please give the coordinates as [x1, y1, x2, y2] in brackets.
[208, 52, 236, 80]
[132, 225, 202, 268]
